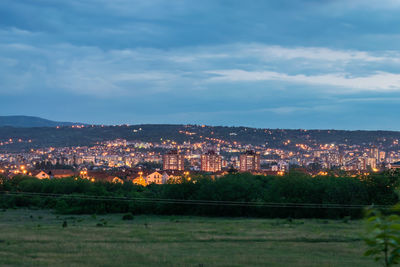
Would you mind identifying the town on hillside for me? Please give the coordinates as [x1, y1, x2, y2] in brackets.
[1, 137, 400, 185]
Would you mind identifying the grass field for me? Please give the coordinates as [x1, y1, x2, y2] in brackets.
[0, 209, 375, 266]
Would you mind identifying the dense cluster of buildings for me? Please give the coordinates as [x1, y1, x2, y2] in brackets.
[1, 137, 400, 185]
[161, 149, 261, 173]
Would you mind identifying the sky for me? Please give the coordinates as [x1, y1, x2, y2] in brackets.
[1, 0, 400, 130]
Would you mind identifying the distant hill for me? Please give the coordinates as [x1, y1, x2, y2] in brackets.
[0, 116, 82, 128]
[1, 123, 400, 152]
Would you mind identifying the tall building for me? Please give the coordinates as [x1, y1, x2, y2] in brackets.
[239, 150, 260, 172]
[370, 146, 379, 161]
[163, 150, 184, 170]
[367, 157, 377, 169]
[201, 150, 222, 172]
[379, 151, 386, 162]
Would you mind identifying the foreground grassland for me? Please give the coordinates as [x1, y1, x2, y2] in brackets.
[0, 209, 374, 267]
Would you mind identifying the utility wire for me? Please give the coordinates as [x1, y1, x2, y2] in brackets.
[0, 191, 392, 209]
[0, 191, 381, 207]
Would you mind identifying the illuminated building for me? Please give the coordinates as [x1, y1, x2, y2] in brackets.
[146, 171, 164, 184]
[390, 161, 400, 170]
[379, 151, 386, 162]
[163, 150, 184, 170]
[30, 170, 50, 179]
[367, 157, 377, 169]
[201, 150, 222, 172]
[370, 146, 379, 161]
[132, 172, 147, 186]
[239, 150, 260, 172]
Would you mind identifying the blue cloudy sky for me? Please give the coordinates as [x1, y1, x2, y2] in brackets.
[1, 0, 400, 129]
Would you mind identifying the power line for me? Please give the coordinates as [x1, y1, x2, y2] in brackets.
[0, 191, 380, 207]
[0, 191, 392, 209]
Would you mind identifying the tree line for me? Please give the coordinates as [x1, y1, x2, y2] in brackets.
[1, 171, 399, 218]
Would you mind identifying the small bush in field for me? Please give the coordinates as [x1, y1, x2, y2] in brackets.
[122, 214, 134, 220]
[342, 216, 351, 223]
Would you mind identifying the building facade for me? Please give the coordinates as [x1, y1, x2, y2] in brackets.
[201, 150, 222, 172]
[239, 151, 260, 172]
[163, 150, 185, 170]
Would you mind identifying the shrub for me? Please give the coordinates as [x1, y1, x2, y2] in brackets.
[122, 213, 134, 220]
[364, 206, 400, 266]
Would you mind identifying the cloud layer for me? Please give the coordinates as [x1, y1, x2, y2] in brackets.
[0, 0, 400, 129]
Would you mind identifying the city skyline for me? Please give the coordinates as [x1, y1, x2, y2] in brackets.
[2, 2, 400, 266]
[1, 1, 400, 130]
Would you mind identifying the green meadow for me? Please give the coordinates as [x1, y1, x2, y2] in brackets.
[0, 209, 375, 266]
